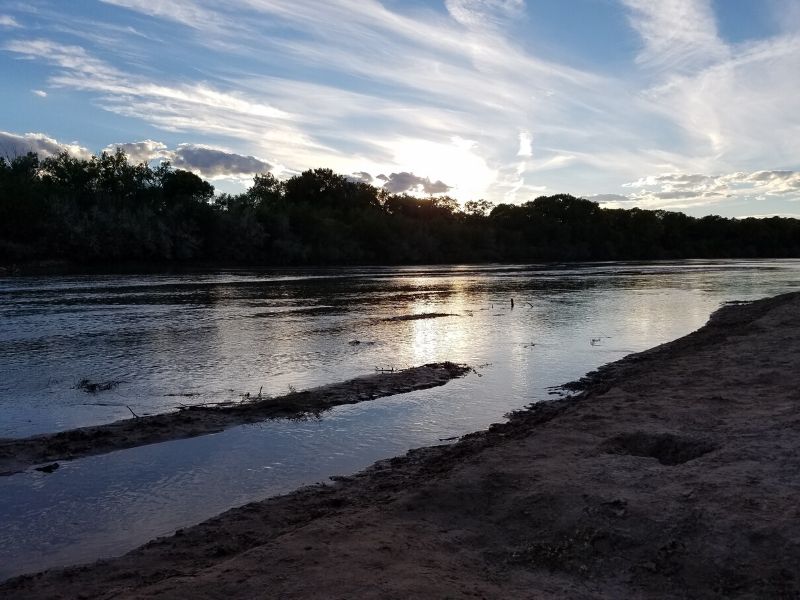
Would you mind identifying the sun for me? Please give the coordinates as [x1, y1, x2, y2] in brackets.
[380, 136, 497, 202]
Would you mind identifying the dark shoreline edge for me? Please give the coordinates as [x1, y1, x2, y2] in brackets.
[0, 362, 471, 476]
[3, 291, 798, 597]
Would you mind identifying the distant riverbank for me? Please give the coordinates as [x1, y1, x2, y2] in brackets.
[5, 291, 800, 598]
[4, 153, 800, 269]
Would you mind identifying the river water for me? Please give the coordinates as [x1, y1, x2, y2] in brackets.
[1, 260, 798, 579]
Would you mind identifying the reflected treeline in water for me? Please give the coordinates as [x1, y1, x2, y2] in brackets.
[3, 151, 800, 268]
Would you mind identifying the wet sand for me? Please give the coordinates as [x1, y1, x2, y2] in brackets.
[3, 292, 800, 598]
[0, 362, 470, 476]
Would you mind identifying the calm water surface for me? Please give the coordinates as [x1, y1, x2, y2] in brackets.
[1, 261, 798, 579]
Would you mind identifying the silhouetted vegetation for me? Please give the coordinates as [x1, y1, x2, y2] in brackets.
[2, 150, 799, 267]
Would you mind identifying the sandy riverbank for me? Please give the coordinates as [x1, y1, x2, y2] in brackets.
[4, 292, 800, 598]
[0, 362, 470, 476]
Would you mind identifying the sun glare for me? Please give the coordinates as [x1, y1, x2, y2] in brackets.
[382, 137, 497, 202]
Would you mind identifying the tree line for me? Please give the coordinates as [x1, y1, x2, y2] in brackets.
[1, 150, 799, 267]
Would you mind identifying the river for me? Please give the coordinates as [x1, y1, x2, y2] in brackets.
[1, 260, 798, 579]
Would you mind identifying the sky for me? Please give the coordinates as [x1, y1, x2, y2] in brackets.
[1, 0, 799, 218]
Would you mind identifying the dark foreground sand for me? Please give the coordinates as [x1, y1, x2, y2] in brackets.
[4, 292, 800, 599]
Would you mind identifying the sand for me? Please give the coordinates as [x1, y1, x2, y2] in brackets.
[0, 362, 470, 476]
[3, 292, 800, 598]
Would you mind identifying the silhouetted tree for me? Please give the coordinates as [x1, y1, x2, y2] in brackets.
[2, 150, 799, 267]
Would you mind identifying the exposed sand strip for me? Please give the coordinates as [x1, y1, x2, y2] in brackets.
[4, 292, 800, 598]
[0, 362, 470, 476]
[382, 312, 458, 321]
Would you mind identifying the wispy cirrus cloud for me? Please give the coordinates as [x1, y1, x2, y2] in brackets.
[3, 0, 614, 201]
[604, 0, 800, 214]
[3, 38, 309, 163]
[622, 0, 728, 72]
[2, 0, 799, 216]
[0, 15, 21, 28]
[445, 0, 525, 30]
[98, 0, 223, 31]
[4, 38, 289, 123]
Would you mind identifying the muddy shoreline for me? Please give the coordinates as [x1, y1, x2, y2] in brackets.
[4, 292, 800, 598]
[0, 362, 470, 476]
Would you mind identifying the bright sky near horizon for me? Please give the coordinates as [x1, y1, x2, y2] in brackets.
[1, 0, 799, 217]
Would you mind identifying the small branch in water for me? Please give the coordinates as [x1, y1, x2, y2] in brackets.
[375, 366, 395, 373]
[126, 405, 140, 419]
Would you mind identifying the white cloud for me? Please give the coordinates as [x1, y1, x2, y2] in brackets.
[103, 140, 169, 163]
[623, 173, 712, 188]
[29, 0, 601, 202]
[622, 0, 728, 72]
[0, 131, 91, 160]
[529, 154, 575, 171]
[445, 0, 525, 30]
[615, 0, 800, 214]
[31, 89, 47, 97]
[5, 39, 123, 85]
[104, 140, 272, 179]
[4, 39, 290, 124]
[3, 38, 307, 166]
[0, 130, 271, 181]
[99, 0, 222, 31]
[171, 144, 271, 179]
[0, 15, 21, 28]
[595, 169, 800, 211]
[517, 130, 532, 157]
[640, 42, 800, 159]
[737, 213, 800, 219]
[588, 193, 630, 206]
[3, 0, 799, 214]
